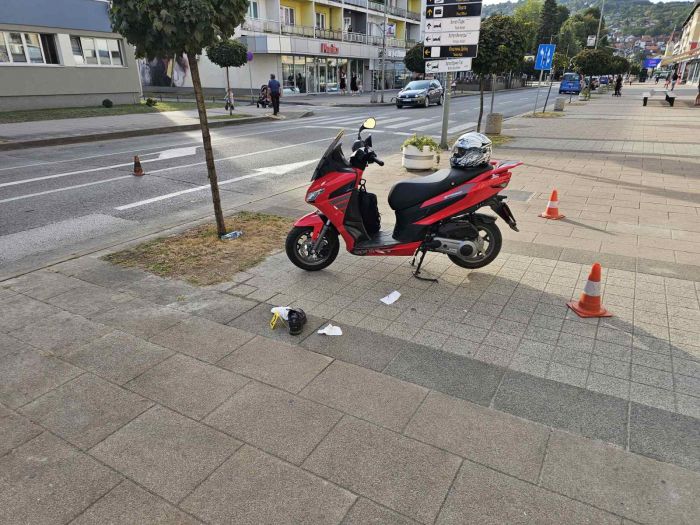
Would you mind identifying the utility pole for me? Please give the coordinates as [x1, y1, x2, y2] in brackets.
[440, 71, 452, 150]
[380, 0, 388, 103]
[594, 0, 605, 49]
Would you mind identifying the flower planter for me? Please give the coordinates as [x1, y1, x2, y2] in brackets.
[402, 145, 435, 170]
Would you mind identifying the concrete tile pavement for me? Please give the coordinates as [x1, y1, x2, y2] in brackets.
[1, 251, 700, 524]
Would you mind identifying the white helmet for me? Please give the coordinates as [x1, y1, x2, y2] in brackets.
[450, 132, 492, 169]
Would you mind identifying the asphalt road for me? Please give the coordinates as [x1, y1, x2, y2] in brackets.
[0, 86, 552, 275]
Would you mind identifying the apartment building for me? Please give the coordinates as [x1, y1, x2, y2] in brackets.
[167, 0, 423, 95]
[0, 0, 142, 110]
[663, 0, 700, 84]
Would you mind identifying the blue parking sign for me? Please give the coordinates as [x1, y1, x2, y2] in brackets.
[535, 44, 556, 71]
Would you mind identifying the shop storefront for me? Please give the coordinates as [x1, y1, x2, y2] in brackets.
[281, 54, 366, 92]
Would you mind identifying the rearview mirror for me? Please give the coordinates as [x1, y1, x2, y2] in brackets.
[362, 117, 376, 130]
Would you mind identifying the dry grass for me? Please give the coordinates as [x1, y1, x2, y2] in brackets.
[487, 134, 513, 146]
[524, 112, 565, 118]
[104, 212, 293, 286]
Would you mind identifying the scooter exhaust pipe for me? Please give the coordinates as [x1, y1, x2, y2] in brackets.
[430, 237, 479, 258]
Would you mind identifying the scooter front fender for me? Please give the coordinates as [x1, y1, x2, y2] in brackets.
[294, 212, 326, 240]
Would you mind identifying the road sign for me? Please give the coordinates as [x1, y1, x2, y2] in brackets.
[424, 45, 477, 59]
[425, 58, 472, 73]
[425, 17, 481, 32]
[643, 58, 662, 69]
[586, 35, 596, 47]
[425, 2, 482, 19]
[534, 43, 556, 71]
[424, 30, 479, 46]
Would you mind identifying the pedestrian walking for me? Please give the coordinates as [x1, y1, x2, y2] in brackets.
[696, 83, 700, 106]
[268, 73, 281, 115]
[350, 74, 358, 96]
[614, 74, 622, 96]
[655, 74, 660, 84]
[671, 71, 679, 90]
[664, 72, 672, 89]
[339, 70, 347, 95]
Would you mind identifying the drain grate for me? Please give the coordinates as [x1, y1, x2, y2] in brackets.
[502, 190, 534, 202]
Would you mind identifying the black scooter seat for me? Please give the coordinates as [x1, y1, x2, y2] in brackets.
[388, 164, 492, 211]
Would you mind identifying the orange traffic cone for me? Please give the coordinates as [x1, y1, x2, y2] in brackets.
[567, 262, 612, 318]
[539, 189, 565, 219]
[133, 155, 144, 176]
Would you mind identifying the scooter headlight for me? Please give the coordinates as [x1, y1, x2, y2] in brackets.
[306, 188, 325, 202]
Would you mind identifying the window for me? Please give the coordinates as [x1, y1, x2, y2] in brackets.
[70, 36, 124, 66]
[107, 39, 122, 66]
[7, 33, 27, 62]
[316, 13, 326, 29]
[344, 17, 352, 32]
[71, 36, 84, 64]
[248, 0, 259, 18]
[40, 34, 60, 64]
[280, 6, 295, 26]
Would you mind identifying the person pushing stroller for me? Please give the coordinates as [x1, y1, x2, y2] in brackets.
[256, 85, 271, 108]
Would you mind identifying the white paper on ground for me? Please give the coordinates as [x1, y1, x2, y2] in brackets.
[380, 291, 401, 305]
[317, 324, 343, 336]
[270, 306, 291, 321]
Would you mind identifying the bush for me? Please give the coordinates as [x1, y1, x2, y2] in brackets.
[145, 97, 158, 107]
[102, 98, 113, 108]
[401, 134, 440, 153]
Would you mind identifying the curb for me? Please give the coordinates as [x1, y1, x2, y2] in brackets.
[0, 111, 315, 151]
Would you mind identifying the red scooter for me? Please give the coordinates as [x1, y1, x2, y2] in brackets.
[286, 118, 521, 279]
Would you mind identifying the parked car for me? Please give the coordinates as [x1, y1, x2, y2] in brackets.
[396, 80, 444, 108]
[559, 72, 583, 95]
[599, 76, 610, 85]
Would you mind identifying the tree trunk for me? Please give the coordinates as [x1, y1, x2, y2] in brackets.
[226, 66, 232, 116]
[188, 54, 227, 237]
[477, 75, 485, 132]
[490, 73, 496, 114]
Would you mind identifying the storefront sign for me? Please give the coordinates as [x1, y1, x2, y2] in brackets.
[423, 45, 477, 59]
[425, 58, 472, 73]
[425, 2, 482, 19]
[425, 17, 480, 32]
[320, 43, 339, 54]
[424, 30, 479, 47]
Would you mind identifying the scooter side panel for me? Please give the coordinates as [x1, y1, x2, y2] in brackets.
[293, 212, 325, 239]
[307, 170, 361, 250]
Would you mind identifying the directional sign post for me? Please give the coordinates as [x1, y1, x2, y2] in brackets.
[533, 43, 556, 115]
[423, 2, 483, 149]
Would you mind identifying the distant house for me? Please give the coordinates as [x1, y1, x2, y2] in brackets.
[662, 0, 700, 84]
[0, 0, 142, 110]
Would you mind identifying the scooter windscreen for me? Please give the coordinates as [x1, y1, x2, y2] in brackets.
[312, 129, 344, 181]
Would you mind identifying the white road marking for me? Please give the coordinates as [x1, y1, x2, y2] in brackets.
[410, 121, 443, 131]
[385, 117, 432, 129]
[447, 121, 477, 134]
[115, 159, 317, 210]
[157, 147, 198, 160]
[0, 176, 132, 204]
[0, 161, 139, 189]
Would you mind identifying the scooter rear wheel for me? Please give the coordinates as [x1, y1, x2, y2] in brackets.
[448, 222, 502, 269]
[286, 226, 339, 271]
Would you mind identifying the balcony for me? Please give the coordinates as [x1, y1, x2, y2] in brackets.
[241, 17, 409, 48]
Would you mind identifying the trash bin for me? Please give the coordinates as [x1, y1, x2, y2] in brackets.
[554, 97, 565, 111]
[485, 113, 503, 135]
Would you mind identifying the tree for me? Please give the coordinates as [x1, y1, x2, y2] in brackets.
[513, 0, 543, 53]
[610, 55, 630, 75]
[572, 49, 612, 77]
[555, 5, 569, 32]
[207, 39, 248, 115]
[536, 0, 559, 47]
[552, 51, 569, 76]
[557, 18, 582, 58]
[110, 0, 249, 238]
[403, 43, 425, 76]
[473, 15, 527, 131]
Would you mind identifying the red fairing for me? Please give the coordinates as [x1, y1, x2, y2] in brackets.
[293, 212, 325, 239]
[305, 167, 362, 250]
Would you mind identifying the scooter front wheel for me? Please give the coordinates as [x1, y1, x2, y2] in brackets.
[448, 222, 502, 269]
[286, 226, 339, 271]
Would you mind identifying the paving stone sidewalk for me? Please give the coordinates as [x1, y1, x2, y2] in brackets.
[2, 83, 700, 524]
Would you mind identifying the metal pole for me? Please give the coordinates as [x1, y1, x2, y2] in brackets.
[532, 69, 544, 114]
[490, 73, 495, 114]
[594, 0, 605, 49]
[542, 71, 554, 112]
[440, 71, 452, 150]
[248, 62, 254, 104]
[380, 0, 388, 103]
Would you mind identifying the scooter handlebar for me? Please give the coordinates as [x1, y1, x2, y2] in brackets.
[374, 158, 385, 166]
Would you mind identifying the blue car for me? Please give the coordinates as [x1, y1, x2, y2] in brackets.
[559, 72, 582, 94]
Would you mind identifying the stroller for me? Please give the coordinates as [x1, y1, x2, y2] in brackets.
[256, 85, 271, 108]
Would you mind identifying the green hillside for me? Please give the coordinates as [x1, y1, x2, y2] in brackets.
[482, 0, 693, 36]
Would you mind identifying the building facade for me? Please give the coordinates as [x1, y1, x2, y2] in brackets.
[140, 0, 423, 95]
[663, 0, 700, 85]
[0, 0, 142, 110]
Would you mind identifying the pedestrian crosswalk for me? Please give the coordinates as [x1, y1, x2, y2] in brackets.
[299, 113, 477, 137]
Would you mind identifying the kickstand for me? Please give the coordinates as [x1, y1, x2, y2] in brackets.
[412, 248, 438, 283]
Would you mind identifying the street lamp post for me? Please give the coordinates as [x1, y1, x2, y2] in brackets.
[380, 0, 388, 103]
[594, 0, 605, 49]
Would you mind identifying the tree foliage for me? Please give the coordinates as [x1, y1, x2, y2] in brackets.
[609, 55, 630, 74]
[473, 15, 528, 76]
[513, 0, 543, 53]
[207, 39, 248, 69]
[536, 0, 560, 46]
[404, 43, 425, 75]
[572, 49, 612, 76]
[110, 0, 249, 57]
